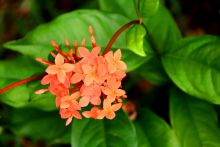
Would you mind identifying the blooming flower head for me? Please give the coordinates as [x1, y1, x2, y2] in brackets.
[36, 26, 127, 125]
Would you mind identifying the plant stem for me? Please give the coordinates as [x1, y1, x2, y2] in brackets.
[0, 74, 45, 94]
[103, 20, 141, 55]
[133, 0, 142, 22]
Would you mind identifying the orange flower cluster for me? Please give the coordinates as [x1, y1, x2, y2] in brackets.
[36, 26, 127, 125]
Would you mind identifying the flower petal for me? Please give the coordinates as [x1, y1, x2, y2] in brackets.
[96, 110, 105, 119]
[91, 85, 101, 96]
[56, 96, 62, 107]
[62, 63, 74, 72]
[114, 49, 122, 60]
[64, 76, 71, 88]
[55, 54, 64, 66]
[73, 63, 83, 73]
[79, 96, 90, 107]
[72, 110, 82, 119]
[46, 65, 59, 74]
[106, 111, 116, 119]
[91, 46, 101, 56]
[114, 71, 126, 80]
[66, 117, 73, 126]
[71, 101, 81, 110]
[60, 102, 70, 109]
[84, 75, 94, 86]
[71, 91, 81, 100]
[116, 89, 126, 97]
[70, 73, 83, 84]
[34, 89, 48, 94]
[107, 94, 116, 103]
[82, 111, 92, 118]
[90, 96, 101, 105]
[117, 61, 127, 70]
[112, 103, 122, 111]
[82, 64, 92, 74]
[97, 64, 107, 76]
[41, 74, 54, 85]
[107, 63, 116, 74]
[57, 70, 66, 83]
[102, 87, 112, 95]
[78, 47, 90, 57]
[105, 51, 114, 63]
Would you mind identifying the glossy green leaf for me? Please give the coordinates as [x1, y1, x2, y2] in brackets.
[138, 0, 160, 17]
[0, 55, 46, 108]
[27, 92, 56, 111]
[170, 88, 220, 147]
[122, 50, 149, 72]
[99, 1, 181, 53]
[134, 122, 151, 147]
[163, 35, 220, 104]
[99, 0, 137, 19]
[126, 24, 148, 57]
[144, 4, 182, 53]
[138, 57, 169, 85]
[0, 78, 56, 110]
[26, 80, 56, 111]
[10, 108, 68, 141]
[4, 10, 147, 72]
[0, 79, 30, 108]
[135, 108, 180, 147]
[71, 110, 137, 147]
[0, 56, 43, 79]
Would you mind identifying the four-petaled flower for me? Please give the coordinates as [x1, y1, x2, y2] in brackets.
[82, 107, 102, 119]
[98, 100, 122, 119]
[105, 49, 127, 73]
[46, 54, 74, 83]
[80, 84, 101, 107]
[102, 77, 126, 103]
[78, 46, 101, 65]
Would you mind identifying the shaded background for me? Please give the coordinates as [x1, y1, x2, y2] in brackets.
[0, 0, 219, 146]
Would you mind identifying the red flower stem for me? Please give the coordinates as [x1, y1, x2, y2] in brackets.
[0, 74, 45, 94]
[102, 20, 141, 55]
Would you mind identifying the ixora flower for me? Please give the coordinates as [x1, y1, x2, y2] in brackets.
[36, 26, 128, 126]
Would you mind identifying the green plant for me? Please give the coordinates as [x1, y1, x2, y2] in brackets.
[1, 0, 220, 146]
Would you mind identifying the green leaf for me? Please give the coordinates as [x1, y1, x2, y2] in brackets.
[99, 0, 137, 19]
[0, 79, 30, 108]
[135, 108, 180, 147]
[0, 55, 43, 79]
[99, 0, 159, 19]
[138, 57, 169, 85]
[0, 78, 56, 110]
[170, 88, 220, 147]
[4, 10, 147, 72]
[99, 1, 181, 53]
[122, 50, 149, 72]
[26, 81, 56, 111]
[71, 110, 137, 147]
[134, 123, 151, 147]
[0, 55, 46, 108]
[144, 4, 182, 53]
[126, 24, 149, 57]
[138, 0, 160, 17]
[10, 108, 68, 141]
[27, 92, 56, 111]
[162, 35, 220, 104]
